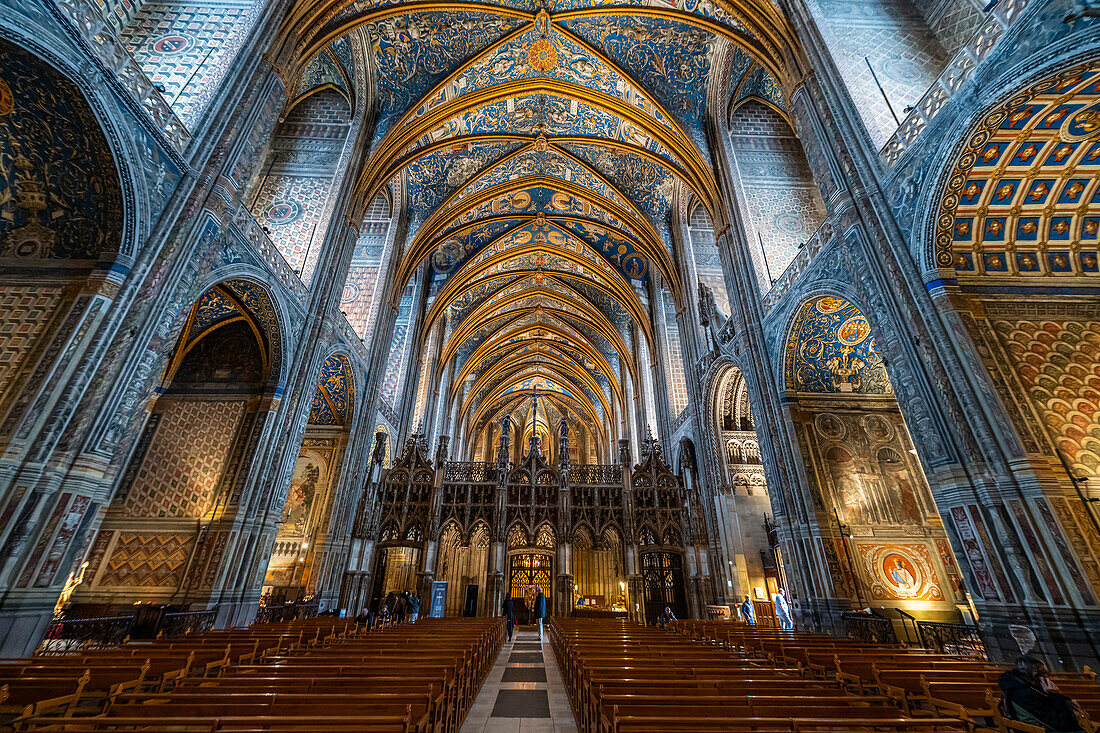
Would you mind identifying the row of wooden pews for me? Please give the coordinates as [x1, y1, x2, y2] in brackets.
[1, 617, 347, 721]
[10, 616, 503, 732]
[674, 620, 1100, 733]
[549, 617, 971, 733]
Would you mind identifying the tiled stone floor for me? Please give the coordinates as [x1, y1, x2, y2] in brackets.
[460, 627, 576, 732]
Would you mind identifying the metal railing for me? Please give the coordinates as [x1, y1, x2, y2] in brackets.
[159, 609, 217, 637]
[255, 601, 319, 624]
[917, 620, 986, 658]
[880, 0, 1033, 167]
[38, 613, 136, 654]
[763, 219, 834, 311]
[53, 0, 190, 152]
[841, 611, 899, 646]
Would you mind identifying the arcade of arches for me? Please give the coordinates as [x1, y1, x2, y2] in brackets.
[1, 0, 1100, 673]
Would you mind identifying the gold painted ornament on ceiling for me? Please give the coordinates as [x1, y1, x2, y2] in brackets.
[528, 38, 557, 72]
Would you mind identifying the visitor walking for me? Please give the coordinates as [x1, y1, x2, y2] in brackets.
[773, 587, 793, 629]
[407, 593, 420, 623]
[394, 591, 407, 624]
[533, 587, 547, 641]
[502, 595, 515, 641]
[740, 595, 755, 625]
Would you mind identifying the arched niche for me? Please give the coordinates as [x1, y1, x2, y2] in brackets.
[807, 0, 985, 149]
[688, 203, 729, 317]
[727, 98, 825, 289]
[711, 365, 774, 603]
[784, 294, 968, 620]
[435, 521, 491, 617]
[572, 525, 626, 613]
[929, 62, 1100, 613]
[262, 352, 356, 606]
[0, 38, 124, 423]
[110, 0, 265, 129]
[74, 279, 281, 610]
[343, 192, 393, 342]
[249, 87, 353, 285]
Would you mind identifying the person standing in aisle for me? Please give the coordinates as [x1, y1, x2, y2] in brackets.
[533, 587, 547, 641]
[502, 595, 515, 642]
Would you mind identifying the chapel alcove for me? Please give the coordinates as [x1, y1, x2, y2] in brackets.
[784, 294, 970, 630]
[712, 365, 777, 612]
[261, 353, 355, 608]
[0, 38, 124, 429]
[73, 281, 277, 612]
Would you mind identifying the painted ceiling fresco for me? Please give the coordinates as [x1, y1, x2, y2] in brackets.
[285, 0, 796, 455]
[785, 296, 891, 395]
[294, 42, 353, 100]
[938, 65, 1100, 279]
[309, 353, 355, 425]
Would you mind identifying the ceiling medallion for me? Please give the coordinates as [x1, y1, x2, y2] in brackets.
[528, 38, 558, 73]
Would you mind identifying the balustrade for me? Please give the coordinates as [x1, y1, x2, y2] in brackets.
[568, 464, 623, 486]
[917, 620, 986, 659]
[443, 461, 497, 483]
[230, 200, 308, 300]
[763, 218, 834, 310]
[53, 0, 191, 152]
[880, 0, 1033, 167]
[842, 610, 900, 646]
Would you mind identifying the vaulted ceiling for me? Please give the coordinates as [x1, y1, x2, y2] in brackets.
[280, 0, 802, 456]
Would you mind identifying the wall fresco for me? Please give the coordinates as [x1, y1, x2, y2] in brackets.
[0, 39, 123, 259]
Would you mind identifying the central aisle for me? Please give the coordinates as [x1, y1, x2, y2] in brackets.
[461, 626, 577, 733]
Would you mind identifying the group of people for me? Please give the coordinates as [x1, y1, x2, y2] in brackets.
[733, 588, 792, 629]
[501, 586, 547, 642]
[354, 590, 421, 629]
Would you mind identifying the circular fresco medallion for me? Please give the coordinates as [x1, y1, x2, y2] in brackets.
[264, 199, 302, 225]
[152, 34, 192, 54]
[813, 412, 846, 440]
[837, 315, 871, 346]
[340, 282, 359, 304]
[622, 253, 648, 280]
[774, 212, 803, 235]
[0, 78, 13, 117]
[882, 58, 923, 84]
[528, 38, 558, 72]
[861, 414, 895, 442]
[815, 296, 845, 314]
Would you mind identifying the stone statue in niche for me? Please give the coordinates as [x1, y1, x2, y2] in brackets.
[697, 282, 722, 353]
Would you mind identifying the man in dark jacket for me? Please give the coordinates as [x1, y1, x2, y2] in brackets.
[533, 587, 547, 641]
[502, 596, 515, 641]
[999, 655, 1083, 732]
